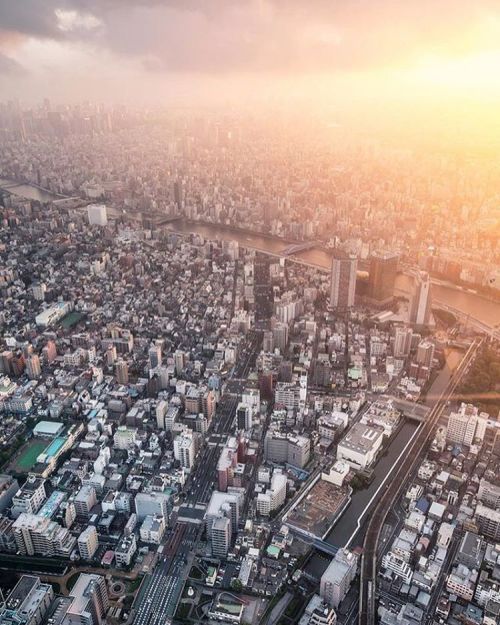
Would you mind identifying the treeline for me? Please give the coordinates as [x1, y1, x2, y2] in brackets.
[458, 346, 500, 417]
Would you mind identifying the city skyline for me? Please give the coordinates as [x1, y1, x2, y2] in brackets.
[0, 2, 500, 147]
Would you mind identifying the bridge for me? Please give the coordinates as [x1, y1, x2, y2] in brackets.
[281, 240, 320, 256]
[432, 299, 500, 341]
[152, 215, 183, 226]
[312, 538, 339, 557]
[284, 522, 340, 557]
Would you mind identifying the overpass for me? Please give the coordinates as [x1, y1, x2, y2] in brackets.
[358, 337, 483, 625]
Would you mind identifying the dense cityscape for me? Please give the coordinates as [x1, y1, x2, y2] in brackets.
[0, 99, 498, 625]
[0, 2, 499, 625]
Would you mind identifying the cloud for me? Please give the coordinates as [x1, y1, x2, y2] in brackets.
[0, 52, 26, 75]
[0, 1, 63, 40]
[0, 0, 499, 76]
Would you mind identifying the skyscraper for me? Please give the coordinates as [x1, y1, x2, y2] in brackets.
[26, 354, 41, 380]
[254, 253, 273, 322]
[367, 251, 398, 305]
[410, 271, 432, 326]
[148, 342, 162, 369]
[115, 360, 129, 385]
[330, 253, 357, 309]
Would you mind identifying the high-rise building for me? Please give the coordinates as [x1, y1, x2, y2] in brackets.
[113, 425, 138, 450]
[148, 343, 162, 369]
[65, 573, 109, 625]
[478, 478, 500, 509]
[367, 251, 398, 305]
[74, 485, 97, 518]
[105, 345, 117, 367]
[410, 271, 432, 326]
[416, 340, 435, 367]
[236, 403, 252, 431]
[173, 429, 196, 471]
[299, 594, 337, 625]
[11, 476, 47, 518]
[446, 403, 487, 447]
[156, 399, 168, 429]
[174, 350, 185, 376]
[139, 515, 166, 545]
[211, 516, 231, 558]
[241, 388, 260, 415]
[320, 549, 358, 608]
[12, 513, 76, 557]
[87, 204, 108, 227]
[32, 282, 46, 301]
[78, 526, 99, 560]
[201, 389, 216, 422]
[393, 327, 413, 358]
[254, 253, 273, 321]
[205, 490, 243, 538]
[42, 340, 57, 363]
[114, 534, 137, 567]
[264, 430, 310, 468]
[25, 354, 41, 380]
[134, 492, 170, 522]
[273, 322, 289, 353]
[475, 504, 500, 541]
[329, 253, 357, 309]
[115, 360, 129, 385]
[263, 331, 274, 353]
[217, 436, 240, 491]
[0, 474, 19, 513]
[256, 470, 287, 516]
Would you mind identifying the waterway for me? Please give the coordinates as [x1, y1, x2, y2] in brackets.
[165, 221, 500, 328]
[303, 424, 420, 580]
[2, 178, 498, 326]
[326, 421, 419, 549]
[304, 346, 463, 580]
[0, 178, 60, 203]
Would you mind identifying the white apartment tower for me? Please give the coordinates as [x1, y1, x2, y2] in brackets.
[410, 271, 432, 326]
[87, 204, 108, 226]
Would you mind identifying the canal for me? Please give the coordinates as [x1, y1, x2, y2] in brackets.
[304, 346, 463, 580]
[323, 420, 419, 551]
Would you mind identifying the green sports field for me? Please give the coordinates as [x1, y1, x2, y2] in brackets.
[12, 439, 47, 472]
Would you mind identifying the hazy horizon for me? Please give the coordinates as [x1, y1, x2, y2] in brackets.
[1, 1, 500, 147]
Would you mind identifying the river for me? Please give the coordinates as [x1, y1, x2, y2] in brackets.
[165, 220, 500, 328]
[1, 178, 498, 327]
[0, 178, 61, 203]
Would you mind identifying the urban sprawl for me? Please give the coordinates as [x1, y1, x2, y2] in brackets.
[0, 103, 499, 625]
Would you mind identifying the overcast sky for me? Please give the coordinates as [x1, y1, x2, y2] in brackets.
[1, 0, 500, 114]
